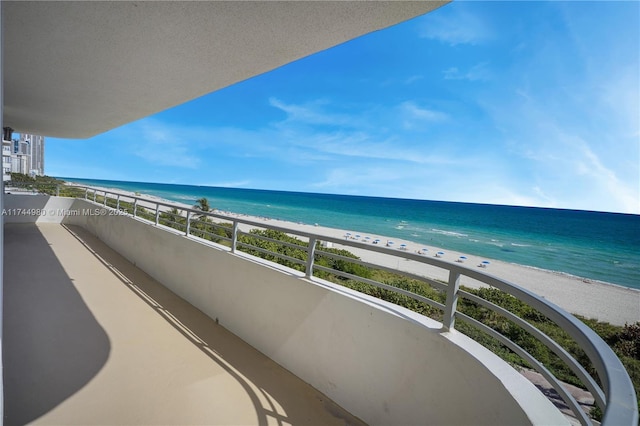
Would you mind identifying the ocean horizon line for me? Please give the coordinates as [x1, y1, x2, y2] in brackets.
[57, 176, 637, 217]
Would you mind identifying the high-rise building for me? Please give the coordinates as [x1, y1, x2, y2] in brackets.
[18, 133, 45, 175]
[1, 129, 46, 179]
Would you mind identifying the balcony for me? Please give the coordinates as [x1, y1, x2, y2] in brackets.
[5, 222, 366, 425]
[2, 190, 637, 425]
[6, 2, 636, 424]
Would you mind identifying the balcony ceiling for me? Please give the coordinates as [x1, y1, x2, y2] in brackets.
[2, 1, 448, 139]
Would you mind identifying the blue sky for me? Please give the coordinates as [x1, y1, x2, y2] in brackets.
[45, 1, 639, 214]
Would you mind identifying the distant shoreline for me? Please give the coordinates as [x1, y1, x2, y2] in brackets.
[61, 177, 640, 290]
[68, 182, 640, 326]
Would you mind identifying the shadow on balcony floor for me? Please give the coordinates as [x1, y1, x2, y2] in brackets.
[3, 223, 111, 425]
[3, 223, 364, 425]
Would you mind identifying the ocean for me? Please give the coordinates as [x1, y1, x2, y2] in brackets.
[62, 177, 640, 290]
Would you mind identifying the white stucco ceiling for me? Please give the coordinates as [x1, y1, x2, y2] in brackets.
[2, 1, 448, 139]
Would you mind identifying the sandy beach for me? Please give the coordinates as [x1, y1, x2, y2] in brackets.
[72, 184, 640, 326]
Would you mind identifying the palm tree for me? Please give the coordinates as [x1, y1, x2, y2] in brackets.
[193, 197, 211, 212]
[194, 197, 211, 213]
[193, 197, 213, 222]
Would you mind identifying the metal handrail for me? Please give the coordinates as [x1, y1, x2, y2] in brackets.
[459, 289, 605, 408]
[9, 183, 636, 425]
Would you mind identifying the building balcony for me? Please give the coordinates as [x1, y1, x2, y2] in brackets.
[3, 191, 637, 425]
[4, 221, 362, 425]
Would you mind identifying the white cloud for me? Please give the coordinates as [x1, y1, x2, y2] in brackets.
[443, 62, 492, 82]
[131, 121, 201, 168]
[264, 98, 457, 166]
[467, 14, 639, 215]
[311, 153, 513, 203]
[47, 163, 129, 182]
[400, 102, 449, 131]
[268, 97, 357, 128]
[532, 186, 557, 208]
[572, 143, 639, 214]
[202, 180, 251, 188]
[309, 136, 459, 166]
[419, 7, 492, 46]
[404, 75, 424, 85]
[600, 66, 640, 139]
[486, 97, 639, 213]
[401, 101, 448, 122]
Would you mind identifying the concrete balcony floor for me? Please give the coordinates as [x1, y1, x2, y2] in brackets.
[3, 223, 363, 425]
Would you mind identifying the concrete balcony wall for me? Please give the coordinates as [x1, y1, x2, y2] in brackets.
[64, 197, 565, 425]
[4, 195, 565, 425]
[3, 194, 76, 223]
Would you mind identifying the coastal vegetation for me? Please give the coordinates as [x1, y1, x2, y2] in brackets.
[7, 173, 86, 198]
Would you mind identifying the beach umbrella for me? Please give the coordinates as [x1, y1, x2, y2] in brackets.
[457, 255, 467, 263]
[436, 251, 444, 257]
[387, 241, 394, 247]
[480, 260, 490, 268]
[399, 244, 407, 250]
[344, 232, 351, 239]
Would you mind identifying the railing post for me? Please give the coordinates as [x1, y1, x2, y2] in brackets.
[56, 184, 59, 197]
[133, 199, 138, 217]
[84, 188, 88, 199]
[103, 192, 107, 206]
[185, 211, 191, 236]
[306, 237, 317, 278]
[116, 194, 120, 211]
[231, 221, 239, 253]
[93, 190, 96, 202]
[155, 204, 160, 225]
[443, 270, 461, 331]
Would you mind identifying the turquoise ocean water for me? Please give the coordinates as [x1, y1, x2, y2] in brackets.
[62, 177, 640, 290]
